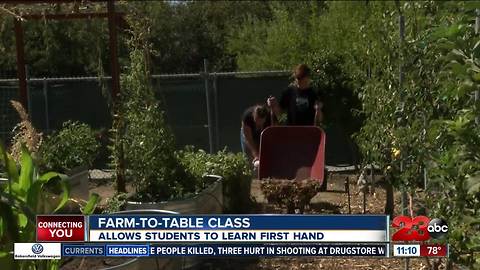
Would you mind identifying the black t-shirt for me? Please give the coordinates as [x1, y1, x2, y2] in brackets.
[242, 106, 271, 146]
[279, 85, 320, 125]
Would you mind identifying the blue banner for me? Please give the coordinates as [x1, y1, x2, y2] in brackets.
[105, 244, 150, 256]
[62, 243, 388, 257]
[88, 215, 387, 230]
[62, 244, 105, 257]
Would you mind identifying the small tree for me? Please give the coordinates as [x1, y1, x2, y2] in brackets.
[111, 14, 193, 201]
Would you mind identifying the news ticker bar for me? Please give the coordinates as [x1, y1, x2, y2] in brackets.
[36, 215, 389, 242]
[62, 243, 448, 257]
[61, 243, 390, 257]
[14, 243, 449, 259]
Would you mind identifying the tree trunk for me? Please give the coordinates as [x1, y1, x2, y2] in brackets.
[385, 179, 394, 217]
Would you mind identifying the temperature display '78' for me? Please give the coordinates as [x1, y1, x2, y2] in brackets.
[420, 244, 448, 257]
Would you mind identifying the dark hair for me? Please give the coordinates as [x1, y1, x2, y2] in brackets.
[293, 64, 311, 80]
[253, 105, 268, 119]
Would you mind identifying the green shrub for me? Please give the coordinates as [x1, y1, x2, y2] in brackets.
[176, 147, 252, 213]
[309, 51, 363, 134]
[39, 121, 100, 173]
[103, 193, 129, 213]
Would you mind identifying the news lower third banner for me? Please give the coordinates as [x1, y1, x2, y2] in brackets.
[23, 215, 391, 259]
[62, 243, 389, 257]
[87, 215, 388, 243]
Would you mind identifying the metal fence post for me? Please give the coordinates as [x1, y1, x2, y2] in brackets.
[26, 65, 32, 115]
[43, 78, 50, 132]
[203, 59, 214, 153]
[213, 72, 220, 151]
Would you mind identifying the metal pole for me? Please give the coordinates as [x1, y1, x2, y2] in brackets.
[423, 167, 427, 190]
[203, 59, 214, 153]
[213, 73, 220, 151]
[370, 165, 375, 195]
[475, 9, 479, 125]
[423, 113, 427, 190]
[14, 19, 28, 110]
[25, 65, 32, 115]
[43, 78, 50, 132]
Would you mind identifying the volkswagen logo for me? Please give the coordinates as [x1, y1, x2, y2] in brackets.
[31, 243, 44, 254]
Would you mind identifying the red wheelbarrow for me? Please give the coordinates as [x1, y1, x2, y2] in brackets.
[258, 126, 326, 184]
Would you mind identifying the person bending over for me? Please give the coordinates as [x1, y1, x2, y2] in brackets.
[268, 64, 323, 126]
[240, 104, 271, 164]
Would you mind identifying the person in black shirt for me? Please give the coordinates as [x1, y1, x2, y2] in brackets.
[240, 105, 271, 162]
[268, 64, 323, 125]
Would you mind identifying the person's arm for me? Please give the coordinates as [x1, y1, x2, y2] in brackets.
[314, 101, 323, 126]
[268, 89, 290, 125]
[267, 96, 282, 121]
[268, 103, 278, 126]
[241, 122, 259, 159]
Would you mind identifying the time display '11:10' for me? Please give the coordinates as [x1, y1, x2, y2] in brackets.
[393, 244, 420, 257]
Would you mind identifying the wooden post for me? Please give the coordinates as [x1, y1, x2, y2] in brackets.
[345, 177, 351, 214]
[107, 0, 125, 193]
[14, 19, 28, 111]
[108, 0, 120, 100]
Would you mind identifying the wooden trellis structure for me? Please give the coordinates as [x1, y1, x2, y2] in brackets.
[0, 0, 123, 110]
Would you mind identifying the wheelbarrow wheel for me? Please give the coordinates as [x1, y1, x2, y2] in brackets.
[319, 169, 328, 192]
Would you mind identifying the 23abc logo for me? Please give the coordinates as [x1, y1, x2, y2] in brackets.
[392, 216, 448, 241]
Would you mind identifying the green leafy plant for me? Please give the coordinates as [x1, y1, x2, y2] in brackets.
[39, 121, 100, 173]
[103, 192, 128, 213]
[176, 147, 252, 213]
[423, 14, 480, 267]
[0, 143, 69, 270]
[351, 3, 480, 268]
[0, 140, 99, 270]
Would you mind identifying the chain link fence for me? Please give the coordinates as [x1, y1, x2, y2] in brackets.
[0, 71, 358, 179]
